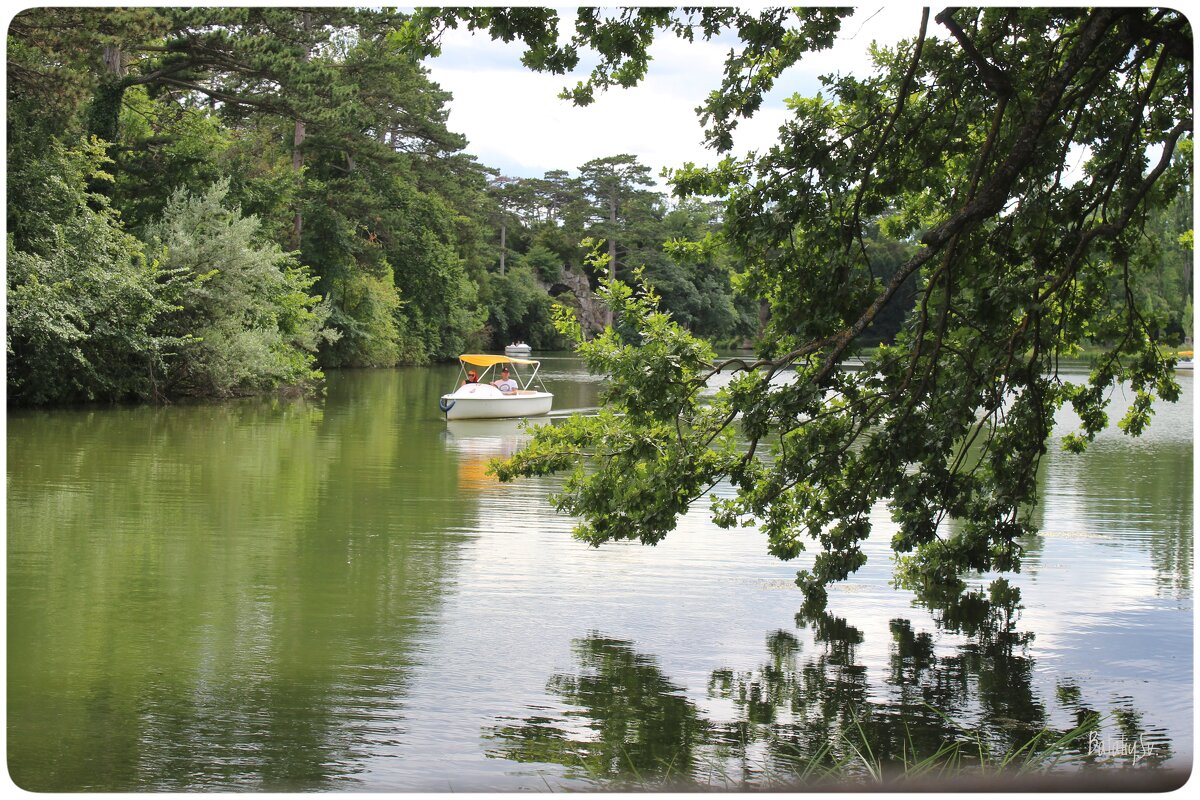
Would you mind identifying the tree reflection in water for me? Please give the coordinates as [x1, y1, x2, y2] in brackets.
[486, 583, 1173, 787]
[485, 635, 714, 783]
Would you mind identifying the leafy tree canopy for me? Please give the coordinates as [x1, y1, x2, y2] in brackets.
[9, 7, 502, 375]
[450, 7, 1196, 609]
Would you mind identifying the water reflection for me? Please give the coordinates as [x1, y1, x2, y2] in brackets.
[487, 583, 1175, 788]
[1036, 376, 1193, 599]
[7, 359, 1189, 791]
[7, 370, 478, 791]
[1034, 437, 1193, 600]
[487, 635, 713, 784]
[443, 419, 528, 490]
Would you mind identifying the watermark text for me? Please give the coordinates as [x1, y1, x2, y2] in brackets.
[1087, 732, 1162, 765]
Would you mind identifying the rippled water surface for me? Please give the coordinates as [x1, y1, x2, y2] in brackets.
[7, 357, 1193, 790]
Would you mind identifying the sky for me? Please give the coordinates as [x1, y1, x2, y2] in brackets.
[424, 5, 929, 187]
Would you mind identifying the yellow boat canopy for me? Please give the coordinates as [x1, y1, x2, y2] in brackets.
[458, 354, 539, 367]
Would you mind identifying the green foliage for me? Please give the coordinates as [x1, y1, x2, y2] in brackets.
[494, 269, 737, 548]
[381, 189, 486, 362]
[643, 199, 758, 342]
[221, 123, 305, 244]
[482, 163, 754, 344]
[6, 139, 183, 404]
[8, 6, 493, 378]
[283, 21, 492, 366]
[521, 242, 564, 283]
[1123, 151, 1194, 345]
[480, 263, 564, 349]
[6, 8, 171, 140]
[578, 154, 657, 288]
[324, 268, 409, 367]
[144, 180, 333, 397]
[112, 86, 233, 230]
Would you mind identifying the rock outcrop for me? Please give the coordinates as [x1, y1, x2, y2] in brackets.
[543, 269, 606, 335]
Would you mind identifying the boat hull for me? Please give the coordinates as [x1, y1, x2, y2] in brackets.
[440, 390, 553, 420]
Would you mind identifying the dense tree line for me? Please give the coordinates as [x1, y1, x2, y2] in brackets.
[6, 8, 759, 405]
[485, 157, 760, 345]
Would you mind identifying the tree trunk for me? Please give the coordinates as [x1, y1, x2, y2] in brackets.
[102, 44, 121, 75]
[84, 44, 125, 199]
[86, 45, 125, 144]
[291, 119, 305, 247]
[499, 222, 507, 275]
[606, 192, 617, 327]
[291, 12, 312, 250]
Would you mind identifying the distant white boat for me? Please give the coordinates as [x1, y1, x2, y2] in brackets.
[504, 342, 532, 357]
[1176, 350, 1193, 372]
[439, 354, 553, 420]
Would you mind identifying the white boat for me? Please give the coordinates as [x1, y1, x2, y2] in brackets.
[439, 354, 553, 420]
[504, 342, 532, 357]
[1176, 350, 1193, 372]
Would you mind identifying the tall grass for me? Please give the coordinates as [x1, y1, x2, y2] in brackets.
[556, 705, 1112, 791]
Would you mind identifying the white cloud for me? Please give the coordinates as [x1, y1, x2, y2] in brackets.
[427, 27, 725, 184]
[425, 6, 926, 184]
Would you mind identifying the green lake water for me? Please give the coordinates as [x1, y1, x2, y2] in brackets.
[6, 356, 1193, 790]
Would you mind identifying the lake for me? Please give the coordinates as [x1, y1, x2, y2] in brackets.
[6, 355, 1192, 790]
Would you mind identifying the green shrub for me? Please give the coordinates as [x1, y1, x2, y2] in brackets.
[145, 180, 334, 396]
[323, 267, 411, 367]
[6, 139, 183, 404]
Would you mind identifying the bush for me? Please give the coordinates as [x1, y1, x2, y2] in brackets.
[6, 139, 183, 404]
[323, 266, 414, 367]
[145, 180, 334, 396]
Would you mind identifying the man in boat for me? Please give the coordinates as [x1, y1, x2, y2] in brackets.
[492, 366, 518, 393]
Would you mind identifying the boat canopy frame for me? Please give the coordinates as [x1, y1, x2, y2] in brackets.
[455, 354, 546, 392]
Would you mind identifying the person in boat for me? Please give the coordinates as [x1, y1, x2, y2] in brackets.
[463, 369, 479, 386]
[492, 366, 518, 393]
